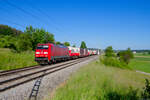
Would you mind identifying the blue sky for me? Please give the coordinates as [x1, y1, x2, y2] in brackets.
[0, 0, 150, 50]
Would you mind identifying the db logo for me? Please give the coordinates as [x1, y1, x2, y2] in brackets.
[41, 51, 43, 54]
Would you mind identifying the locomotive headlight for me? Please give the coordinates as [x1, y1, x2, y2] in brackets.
[44, 52, 48, 54]
[36, 52, 40, 54]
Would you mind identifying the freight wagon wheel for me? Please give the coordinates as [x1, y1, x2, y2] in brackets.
[53, 59, 56, 64]
[48, 61, 51, 65]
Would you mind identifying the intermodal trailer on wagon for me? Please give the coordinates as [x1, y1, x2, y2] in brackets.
[68, 46, 80, 59]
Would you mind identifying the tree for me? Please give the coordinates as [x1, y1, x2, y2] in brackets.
[0, 24, 14, 36]
[72, 44, 76, 47]
[56, 41, 61, 45]
[0, 25, 55, 52]
[105, 46, 115, 57]
[80, 41, 87, 48]
[44, 32, 55, 43]
[64, 42, 70, 46]
[0, 24, 22, 36]
[117, 48, 134, 64]
[24, 26, 55, 50]
[14, 34, 32, 52]
[24, 26, 35, 35]
[0, 35, 17, 49]
[148, 51, 150, 55]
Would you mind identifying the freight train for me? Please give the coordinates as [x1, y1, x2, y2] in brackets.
[35, 43, 100, 65]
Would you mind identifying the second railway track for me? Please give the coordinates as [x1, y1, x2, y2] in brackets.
[0, 56, 95, 92]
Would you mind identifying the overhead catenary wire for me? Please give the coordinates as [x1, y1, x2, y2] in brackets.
[0, 6, 26, 29]
[4, 0, 43, 23]
[0, 18, 26, 29]
[3, 0, 64, 33]
[24, 0, 67, 32]
[25, 1, 65, 32]
[24, 2, 73, 43]
[1, 0, 73, 43]
[3, 0, 49, 30]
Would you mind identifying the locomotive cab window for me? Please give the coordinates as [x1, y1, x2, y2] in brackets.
[36, 45, 49, 49]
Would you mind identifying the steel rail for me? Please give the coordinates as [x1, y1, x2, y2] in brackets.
[0, 58, 84, 76]
[0, 56, 94, 92]
[0, 58, 85, 85]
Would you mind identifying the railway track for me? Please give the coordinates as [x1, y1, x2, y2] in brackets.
[0, 59, 77, 77]
[0, 56, 95, 92]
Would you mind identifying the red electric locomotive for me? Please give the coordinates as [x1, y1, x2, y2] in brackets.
[35, 43, 69, 64]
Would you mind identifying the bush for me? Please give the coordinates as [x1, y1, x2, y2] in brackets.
[100, 57, 131, 69]
[117, 48, 134, 64]
[14, 34, 32, 52]
[104, 87, 139, 100]
[141, 79, 150, 99]
[101, 47, 132, 69]
[0, 35, 17, 49]
[105, 46, 115, 57]
[0, 34, 32, 53]
[148, 51, 150, 55]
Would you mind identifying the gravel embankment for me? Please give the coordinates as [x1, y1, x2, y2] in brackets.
[0, 56, 98, 100]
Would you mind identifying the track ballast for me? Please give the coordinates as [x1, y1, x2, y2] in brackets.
[0, 56, 95, 92]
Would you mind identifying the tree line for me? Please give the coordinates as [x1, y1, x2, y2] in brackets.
[0, 25, 55, 52]
[0, 24, 87, 52]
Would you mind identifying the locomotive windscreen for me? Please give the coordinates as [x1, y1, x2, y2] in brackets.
[36, 45, 49, 49]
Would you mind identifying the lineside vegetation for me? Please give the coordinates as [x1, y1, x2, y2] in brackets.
[0, 48, 37, 70]
[0, 25, 55, 52]
[49, 61, 150, 100]
[100, 46, 133, 69]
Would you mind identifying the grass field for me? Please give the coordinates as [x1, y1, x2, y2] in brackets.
[134, 53, 150, 57]
[0, 48, 37, 70]
[129, 53, 150, 73]
[49, 60, 150, 100]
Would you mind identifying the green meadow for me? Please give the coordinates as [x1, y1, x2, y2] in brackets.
[129, 53, 150, 73]
[134, 53, 150, 57]
[0, 48, 37, 70]
[49, 60, 150, 100]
